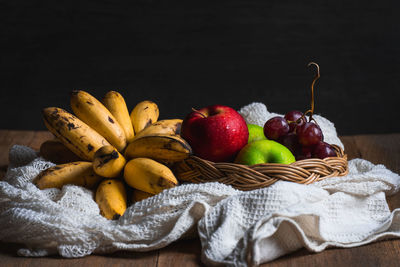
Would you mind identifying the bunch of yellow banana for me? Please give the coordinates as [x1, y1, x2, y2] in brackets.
[71, 90, 127, 152]
[130, 100, 159, 134]
[92, 145, 126, 178]
[133, 119, 182, 139]
[40, 139, 82, 164]
[42, 107, 111, 161]
[124, 134, 192, 163]
[103, 91, 135, 143]
[95, 179, 127, 220]
[124, 158, 178, 194]
[34, 161, 102, 190]
[37, 90, 192, 220]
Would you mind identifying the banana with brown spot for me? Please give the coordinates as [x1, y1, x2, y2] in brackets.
[42, 107, 111, 161]
[130, 100, 159, 134]
[133, 119, 182, 140]
[34, 161, 102, 189]
[124, 158, 178, 194]
[102, 91, 135, 143]
[95, 179, 127, 220]
[71, 90, 127, 151]
[124, 134, 192, 163]
[93, 145, 126, 178]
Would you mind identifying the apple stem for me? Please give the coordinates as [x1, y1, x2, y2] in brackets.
[191, 108, 207, 118]
[304, 62, 320, 122]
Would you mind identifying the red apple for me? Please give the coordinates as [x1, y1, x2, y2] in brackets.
[181, 105, 249, 162]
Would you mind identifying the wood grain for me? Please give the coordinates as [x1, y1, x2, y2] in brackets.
[157, 238, 204, 267]
[0, 245, 159, 267]
[0, 130, 53, 179]
[0, 131, 400, 266]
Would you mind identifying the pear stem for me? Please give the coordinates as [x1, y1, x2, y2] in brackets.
[191, 108, 207, 118]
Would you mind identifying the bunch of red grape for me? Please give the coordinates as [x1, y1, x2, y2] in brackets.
[263, 111, 337, 160]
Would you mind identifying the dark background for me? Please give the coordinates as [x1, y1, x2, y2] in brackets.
[1, 0, 399, 135]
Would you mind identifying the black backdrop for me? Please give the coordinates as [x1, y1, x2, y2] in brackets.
[1, 0, 399, 135]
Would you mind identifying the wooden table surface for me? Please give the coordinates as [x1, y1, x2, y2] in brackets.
[0, 130, 399, 266]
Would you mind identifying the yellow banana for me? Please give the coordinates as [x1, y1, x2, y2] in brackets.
[93, 145, 126, 178]
[71, 90, 127, 152]
[133, 119, 182, 140]
[124, 158, 178, 194]
[102, 91, 135, 143]
[42, 107, 111, 161]
[124, 134, 192, 163]
[95, 179, 127, 220]
[40, 139, 82, 164]
[130, 101, 159, 134]
[132, 189, 155, 202]
[34, 161, 102, 190]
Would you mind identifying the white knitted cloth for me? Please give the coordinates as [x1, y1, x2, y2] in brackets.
[1, 102, 400, 267]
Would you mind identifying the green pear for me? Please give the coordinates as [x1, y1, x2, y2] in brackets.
[235, 139, 295, 165]
[247, 124, 266, 143]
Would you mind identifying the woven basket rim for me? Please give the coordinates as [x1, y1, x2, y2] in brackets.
[174, 144, 348, 191]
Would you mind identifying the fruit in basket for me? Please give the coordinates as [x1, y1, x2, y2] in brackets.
[133, 119, 183, 140]
[234, 139, 295, 165]
[261, 62, 337, 160]
[278, 133, 300, 156]
[95, 179, 127, 220]
[130, 100, 159, 134]
[40, 139, 82, 164]
[93, 145, 126, 178]
[34, 161, 102, 189]
[297, 122, 323, 146]
[297, 145, 314, 160]
[263, 116, 289, 140]
[124, 158, 178, 194]
[181, 105, 248, 162]
[312, 141, 336, 159]
[42, 107, 111, 161]
[124, 134, 192, 163]
[264, 117, 324, 160]
[71, 90, 127, 152]
[247, 124, 266, 143]
[102, 91, 135, 143]
[284, 110, 306, 133]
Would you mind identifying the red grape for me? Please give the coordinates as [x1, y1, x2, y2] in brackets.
[296, 145, 314, 160]
[278, 133, 300, 156]
[313, 142, 337, 159]
[263, 116, 289, 140]
[297, 122, 323, 146]
[284, 110, 306, 133]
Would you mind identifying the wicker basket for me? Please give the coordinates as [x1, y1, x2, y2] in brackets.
[173, 144, 348, 191]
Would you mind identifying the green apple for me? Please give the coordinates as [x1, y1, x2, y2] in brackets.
[234, 139, 295, 165]
[247, 124, 266, 143]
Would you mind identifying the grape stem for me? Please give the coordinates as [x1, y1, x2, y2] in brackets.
[304, 62, 320, 122]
